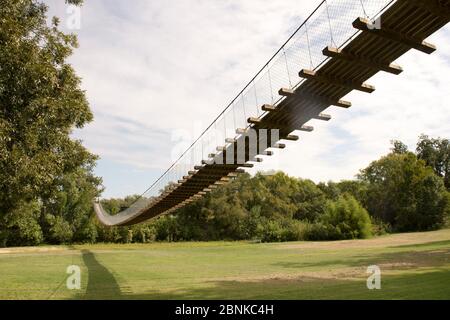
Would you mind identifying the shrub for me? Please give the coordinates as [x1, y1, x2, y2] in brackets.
[44, 215, 73, 244]
[259, 219, 309, 242]
[371, 217, 392, 236]
[1, 201, 43, 247]
[73, 220, 98, 244]
[305, 222, 332, 241]
[320, 195, 372, 240]
[260, 220, 284, 242]
[282, 220, 309, 241]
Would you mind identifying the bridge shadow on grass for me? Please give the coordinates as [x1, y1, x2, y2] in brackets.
[75, 247, 450, 300]
[78, 250, 122, 300]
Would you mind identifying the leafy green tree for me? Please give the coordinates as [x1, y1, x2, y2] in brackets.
[0, 201, 43, 247]
[291, 178, 326, 222]
[44, 214, 73, 244]
[391, 140, 409, 154]
[416, 134, 450, 190]
[359, 152, 449, 231]
[0, 0, 96, 239]
[40, 164, 102, 244]
[320, 195, 372, 240]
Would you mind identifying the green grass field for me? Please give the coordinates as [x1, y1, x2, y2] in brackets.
[1, 229, 449, 300]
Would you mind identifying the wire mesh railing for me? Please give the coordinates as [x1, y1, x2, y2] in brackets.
[103, 0, 395, 217]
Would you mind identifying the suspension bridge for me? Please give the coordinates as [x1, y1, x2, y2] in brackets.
[94, 0, 450, 226]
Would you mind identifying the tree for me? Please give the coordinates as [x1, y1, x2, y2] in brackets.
[40, 164, 102, 244]
[0, 0, 95, 221]
[0, 0, 96, 243]
[391, 140, 409, 154]
[320, 195, 372, 240]
[359, 152, 449, 232]
[291, 179, 327, 222]
[0, 200, 43, 247]
[318, 180, 368, 206]
[416, 134, 450, 190]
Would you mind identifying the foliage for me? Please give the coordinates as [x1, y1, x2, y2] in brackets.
[0, 201, 43, 247]
[359, 152, 449, 232]
[416, 134, 450, 190]
[391, 140, 409, 154]
[0, 0, 102, 246]
[259, 219, 310, 243]
[319, 195, 372, 240]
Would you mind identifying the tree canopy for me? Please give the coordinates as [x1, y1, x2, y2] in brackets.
[0, 0, 101, 246]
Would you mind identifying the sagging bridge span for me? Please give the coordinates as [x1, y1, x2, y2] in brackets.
[94, 0, 450, 226]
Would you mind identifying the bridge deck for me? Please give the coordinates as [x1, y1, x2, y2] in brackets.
[95, 0, 450, 226]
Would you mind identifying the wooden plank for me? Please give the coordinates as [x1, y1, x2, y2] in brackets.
[248, 117, 262, 125]
[278, 88, 295, 97]
[284, 135, 299, 141]
[273, 143, 286, 149]
[314, 113, 331, 121]
[260, 150, 274, 156]
[236, 128, 249, 134]
[334, 99, 352, 108]
[299, 125, 314, 132]
[262, 104, 277, 112]
[301, 89, 352, 109]
[352, 17, 436, 54]
[399, 0, 450, 19]
[322, 46, 403, 75]
[299, 69, 375, 93]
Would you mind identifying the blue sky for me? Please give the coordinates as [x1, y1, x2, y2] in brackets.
[46, 0, 450, 198]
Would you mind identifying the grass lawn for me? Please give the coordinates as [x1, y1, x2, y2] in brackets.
[0, 229, 449, 300]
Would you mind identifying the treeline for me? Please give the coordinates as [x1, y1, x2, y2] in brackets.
[1, 135, 449, 246]
[99, 135, 450, 244]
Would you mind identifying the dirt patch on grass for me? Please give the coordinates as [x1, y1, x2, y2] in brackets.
[279, 229, 450, 251]
[0, 246, 68, 255]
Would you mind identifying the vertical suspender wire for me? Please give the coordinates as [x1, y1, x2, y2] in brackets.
[306, 22, 314, 70]
[201, 136, 204, 163]
[283, 47, 292, 88]
[242, 94, 247, 128]
[232, 103, 237, 135]
[359, 0, 369, 19]
[214, 122, 220, 153]
[325, 0, 337, 48]
[267, 66, 275, 105]
[223, 115, 226, 145]
[254, 83, 259, 117]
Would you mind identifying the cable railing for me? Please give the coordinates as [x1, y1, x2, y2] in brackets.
[102, 0, 395, 217]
